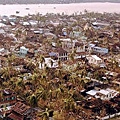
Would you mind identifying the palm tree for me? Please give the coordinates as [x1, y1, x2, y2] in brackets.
[48, 89, 53, 101]
[69, 52, 75, 62]
[8, 77, 17, 89]
[80, 79, 86, 88]
[63, 96, 75, 112]
[15, 29, 22, 41]
[16, 78, 25, 89]
[35, 12, 41, 25]
[53, 110, 65, 120]
[56, 39, 62, 47]
[0, 67, 10, 81]
[55, 69, 62, 79]
[36, 87, 47, 101]
[58, 60, 61, 68]
[29, 94, 38, 107]
[39, 55, 45, 69]
[49, 59, 53, 68]
[26, 60, 36, 71]
[44, 64, 50, 76]
[7, 54, 16, 67]
[38, 108, 54, 120]
[54, 87, 63, 99]
[31, 73, 38, 85]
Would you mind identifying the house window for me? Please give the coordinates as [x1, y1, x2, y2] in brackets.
[59, 53, 61, 56]
[11, 97, 15, 100]
[7, 97, 10, 101]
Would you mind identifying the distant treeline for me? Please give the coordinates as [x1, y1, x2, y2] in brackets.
[0, 0, 120, 4]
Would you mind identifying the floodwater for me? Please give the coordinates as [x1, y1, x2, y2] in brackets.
[0, 3, 120, 16]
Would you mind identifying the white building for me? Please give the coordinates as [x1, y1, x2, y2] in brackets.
[49, 47, 68, 61]
[39, 57, 58, 69]
[60, 38, 73, 51]
[92, 46, 108, 54]
[0, 23, 6, 27]
[86, 88, 119, 100]
[19, 46, 29, 56]
[88, 43, 108, 54]
[86, 55, 103, 65]
[60, 38, 85, 54]
[29, 20, 38, 27]
[22, 22, 30, 26]
[73, 42, 85, 53]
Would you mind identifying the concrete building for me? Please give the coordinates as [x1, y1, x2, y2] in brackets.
[92, 46, 108, 54]
[19, 46, 29, 57]
[0, 89, 17, 109]
[86, 55, 103, 65]
[86, 88, 119, 100]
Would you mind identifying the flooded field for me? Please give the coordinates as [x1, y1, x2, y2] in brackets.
[0, 3, 120, 16]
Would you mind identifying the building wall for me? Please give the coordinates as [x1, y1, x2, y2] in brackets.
[0, 94, 16, 108]
[39, 58, 58, 69]
[58, 52, 68, 61]
[87, 56, 103, 65]
[61, 41, 73, 50]
[76, 46, 85, 53]
[20, 46, 29, 55]
[92, 46, 108, 54]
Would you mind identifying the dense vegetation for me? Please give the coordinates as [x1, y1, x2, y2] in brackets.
[0, 11, 120, 119]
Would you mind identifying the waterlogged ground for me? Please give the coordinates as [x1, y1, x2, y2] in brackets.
[0, 3, 120, 16]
